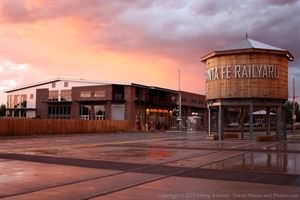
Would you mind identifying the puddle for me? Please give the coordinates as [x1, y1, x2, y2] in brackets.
[25, 149, 63, 155]
[203, 152, 300, 175]
[265, 143, 300, 151]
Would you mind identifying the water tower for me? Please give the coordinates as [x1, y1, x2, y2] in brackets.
[201, 36, 293, 140]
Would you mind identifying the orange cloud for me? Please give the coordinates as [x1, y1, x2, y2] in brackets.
[1, 0, 297, 105]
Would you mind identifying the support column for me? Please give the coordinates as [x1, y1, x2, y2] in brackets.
[250, 152, 254, 170]
[240, 108, 244, 139]
[218, 104, 224, 141]
[276, 106, 282, 140]
[282, 106, 287, 140]
[266, 107, 271, 136]
[249, 103, 253, 140]
[208, 106, 211, 135]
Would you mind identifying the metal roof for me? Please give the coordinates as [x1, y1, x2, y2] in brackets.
[201, 37, 294, 62]
[5, 77, 131, 93]
[218, 38, 286, 51]
[5, 78, 204, 96]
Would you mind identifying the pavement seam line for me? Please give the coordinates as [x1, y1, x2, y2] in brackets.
[0, 150, 220, 199]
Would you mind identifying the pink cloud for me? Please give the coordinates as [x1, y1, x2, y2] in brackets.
[0, 0, 299, 105]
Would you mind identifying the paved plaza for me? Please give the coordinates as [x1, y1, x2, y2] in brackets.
[0, 131, 300, 200]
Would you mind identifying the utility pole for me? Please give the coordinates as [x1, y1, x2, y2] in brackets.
[178, 69, 182, 131]
[292, 77, 296, 133]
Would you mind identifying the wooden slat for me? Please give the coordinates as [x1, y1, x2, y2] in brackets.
[206, 53, 288, 100]
[0, 118, 129, 136]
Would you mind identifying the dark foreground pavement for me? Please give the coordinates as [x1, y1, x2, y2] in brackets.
[0, 131, 300, 200]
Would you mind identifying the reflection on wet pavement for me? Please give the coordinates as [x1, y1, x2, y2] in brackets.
[7, 146, 203, 164]
[0, 131, 300, 199]
[266, 143, 300, 152]
[110, 140, 253, 150]
[203, 151, 300, 174]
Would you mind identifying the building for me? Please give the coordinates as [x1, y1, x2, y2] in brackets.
[201, 36, 294, 140]
[6, 78, 206, 131]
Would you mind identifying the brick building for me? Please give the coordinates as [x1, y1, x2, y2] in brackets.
[6, 78, 206, 131]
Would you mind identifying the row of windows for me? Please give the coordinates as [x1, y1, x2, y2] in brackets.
[47, 105, 105, 116]
[48, 90, 106, 101]
[183, 98, 204, 105]
[80, 90, 106, 98]
[51, 81, 68, 88]
[80, 105, 105, 116]
[48, 105, 71, 115]
[7, 94, 33, 109]
[47, 105, 106, 119]
[6, 110, 26, 117]
[174, 97, 204, 105]
[48, 90, 72, 101]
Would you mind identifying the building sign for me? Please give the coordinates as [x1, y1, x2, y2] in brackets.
[205, 64, 279, 81]
[147, 108, 169, 114]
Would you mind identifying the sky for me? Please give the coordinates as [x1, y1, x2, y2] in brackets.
[0, 0, 299, 104]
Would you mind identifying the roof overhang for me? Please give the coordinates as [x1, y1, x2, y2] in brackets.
[201, 48, 294, 62]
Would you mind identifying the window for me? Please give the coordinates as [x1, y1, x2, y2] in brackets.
[7, 95, 14, 108]
[64, 81, 68, 87]
[52, 82, 56, 88]
[182, 98, 187, 103]
[94, 105, 105, 120]
[48, 105, 71, 119]
[21, 94, 27, 102]
[114, 93, 122, 101]
[13, 95, 20, 108]
[21, 94, 27, 108]
[30, 94, 34, 99]
[49, 90, 59, 101]
[80, 91, 91, 98]
[113, 85, 124, 101]
[94, 90, 106, 98]
[61, 90, 71, 101]
[191, 99, 197, 104]
[80, 105, 92, 119]
[80, 105, 92, 115]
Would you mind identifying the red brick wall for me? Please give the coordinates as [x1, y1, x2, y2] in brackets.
[72, 85, 112, 101]
[124, 86, 136, 130]
[36, 89, 48, 118]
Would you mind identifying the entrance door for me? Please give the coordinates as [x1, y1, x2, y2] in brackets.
[111, 104, 125, 120]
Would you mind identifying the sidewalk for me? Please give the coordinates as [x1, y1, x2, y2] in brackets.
[0, 131, 299, 199]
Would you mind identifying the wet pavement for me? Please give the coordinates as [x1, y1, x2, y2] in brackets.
[0, 131, 300, 199]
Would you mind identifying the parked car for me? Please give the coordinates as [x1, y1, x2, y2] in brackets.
[243, 122, 260, 127]
[228, 122, 239, 127]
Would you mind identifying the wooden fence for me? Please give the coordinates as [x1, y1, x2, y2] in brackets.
[0, 118, 129, 136]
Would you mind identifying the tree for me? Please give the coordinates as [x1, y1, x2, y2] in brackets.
[285, 101, 300, 124]
[0, 104, 6, 117]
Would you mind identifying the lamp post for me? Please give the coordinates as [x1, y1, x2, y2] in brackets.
[178, 69, 182, 131]
[292, 77, 296, 133]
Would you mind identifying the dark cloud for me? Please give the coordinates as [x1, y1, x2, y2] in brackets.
[0, 0, 299, 94]
[0, 0, 31, 23]
[263, 0, 298, 6]
[1, 0, 299, 60]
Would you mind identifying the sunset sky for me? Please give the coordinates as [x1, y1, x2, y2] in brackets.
[0, 0, 299, 104]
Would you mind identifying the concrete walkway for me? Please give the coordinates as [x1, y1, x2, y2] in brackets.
[0, 131, 299, 200]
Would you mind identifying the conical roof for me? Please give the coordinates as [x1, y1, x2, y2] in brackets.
[201, 37, 293, 62]
[218, 38, 285, 51]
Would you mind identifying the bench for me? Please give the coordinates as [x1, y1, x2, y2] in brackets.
[224, 133, 240, 139]
[256, 135, 278, 142]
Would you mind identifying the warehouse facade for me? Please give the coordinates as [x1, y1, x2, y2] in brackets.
[6, 78, 206, 131]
